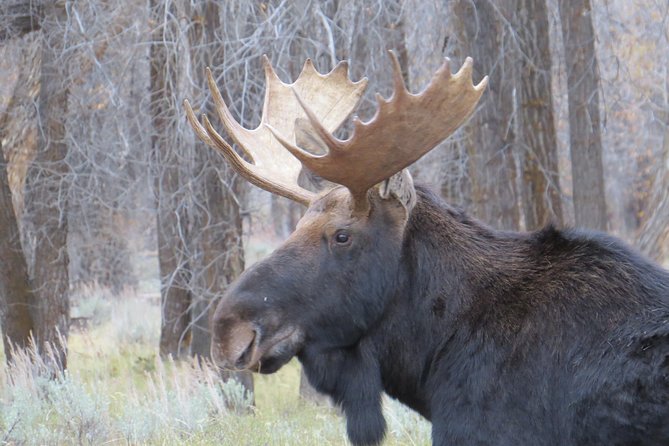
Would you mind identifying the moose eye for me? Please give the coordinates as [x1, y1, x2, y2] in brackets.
[334, 231, 350, 245]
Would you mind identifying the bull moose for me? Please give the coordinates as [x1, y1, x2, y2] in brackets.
[184, 53, 669, 445]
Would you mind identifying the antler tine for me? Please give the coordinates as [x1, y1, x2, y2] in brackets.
[389, 50, 408, 97]
[206, 68, 254, 161]
[184, 99, 213, 146]
[184, 55, 367, 206]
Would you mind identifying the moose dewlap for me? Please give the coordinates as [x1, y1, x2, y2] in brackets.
[185, 54, 669, 446]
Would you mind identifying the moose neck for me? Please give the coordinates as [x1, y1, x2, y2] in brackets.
[298, 186, 535, 443]
[371, 186, 531, 418]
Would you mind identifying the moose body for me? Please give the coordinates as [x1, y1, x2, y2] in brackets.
[213, 186, 669, 445]
[185, 54, 669, 445]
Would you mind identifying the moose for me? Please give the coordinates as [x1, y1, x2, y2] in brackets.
[184, 53, 669, 445]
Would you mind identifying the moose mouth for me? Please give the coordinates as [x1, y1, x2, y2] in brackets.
[214, 323, 303, 375]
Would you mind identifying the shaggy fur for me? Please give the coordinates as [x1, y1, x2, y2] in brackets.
[212, 185, 669, 446]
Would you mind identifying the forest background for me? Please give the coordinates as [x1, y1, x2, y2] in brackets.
[0, 0, 667, 444]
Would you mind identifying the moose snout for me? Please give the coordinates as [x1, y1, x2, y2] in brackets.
[211, 319, 258, 370]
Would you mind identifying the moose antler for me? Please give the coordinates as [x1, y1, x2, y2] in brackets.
[184, 56, 368, 205]
[268, 51, 488, 212]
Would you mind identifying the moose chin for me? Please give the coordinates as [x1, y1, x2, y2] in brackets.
[184, 53, 669, 446]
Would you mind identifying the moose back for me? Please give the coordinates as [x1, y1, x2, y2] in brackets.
[184, 54, 669, 446]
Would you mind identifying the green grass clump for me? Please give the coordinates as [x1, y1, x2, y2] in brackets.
[0, 290, 430, 445]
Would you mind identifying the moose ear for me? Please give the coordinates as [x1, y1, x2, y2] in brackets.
[379, 169, 416, 213]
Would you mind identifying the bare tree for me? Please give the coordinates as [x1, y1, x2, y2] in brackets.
[0, 1, 39, 362]
[636, 126, 669, 261]
[21, 1, 72, 369]
[63, 3, 141, 295]
[451, 0, 521, 230]
[635, 55, 669, 261]
[558, 0, 607, 231]
[150, 0, 192, 358]
[185, 0, 253, 392]
[0, 151, 34, 360]
[512, 0, 563, 229]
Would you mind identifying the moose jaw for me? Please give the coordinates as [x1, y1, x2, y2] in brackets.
[184, 54, 669, 445]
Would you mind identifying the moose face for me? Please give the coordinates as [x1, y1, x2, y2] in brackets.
[184, 52, 486, 375]
[210, 187, 408, 373]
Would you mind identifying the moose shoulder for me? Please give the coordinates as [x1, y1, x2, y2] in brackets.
[184, 55, 669, 446]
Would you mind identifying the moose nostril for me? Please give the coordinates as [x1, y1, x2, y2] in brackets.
[235, 329, 256, 369]
[215, 320, 258, 370]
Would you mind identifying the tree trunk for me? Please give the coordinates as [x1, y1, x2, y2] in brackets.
[155, 207, 192, 358]
[635, 69, 669, 262]
[636, 131, 669, 262]
[186, 0, 253, 395]
[0, 150, 35, 361]
[150, 0, 192, 359]
[22, 1, 71, 370]
[0, 0, 39, 363]
[451, 0, 520, 230]
[513, 0, 563, 229]
[558, 0, 607, 231]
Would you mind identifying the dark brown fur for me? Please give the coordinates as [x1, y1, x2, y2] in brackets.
[212, 185, 669, 446]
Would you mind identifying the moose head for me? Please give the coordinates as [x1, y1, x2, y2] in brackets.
[185, 53, 485, 370]
[184, 53, 487, 445]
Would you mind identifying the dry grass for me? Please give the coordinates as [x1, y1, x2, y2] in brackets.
[0, 288, 430, 445]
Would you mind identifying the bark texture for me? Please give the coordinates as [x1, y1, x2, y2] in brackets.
[559, 0, 607, 230]
[150, 0, 192, 359]
[22, 1, 71, 370]
[0, 0, 39, 362]
[452, 0, 520, 230]
[635, 70, 669, 262]
[514, 0, 563, 229]
[0, 151, 34, 360]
